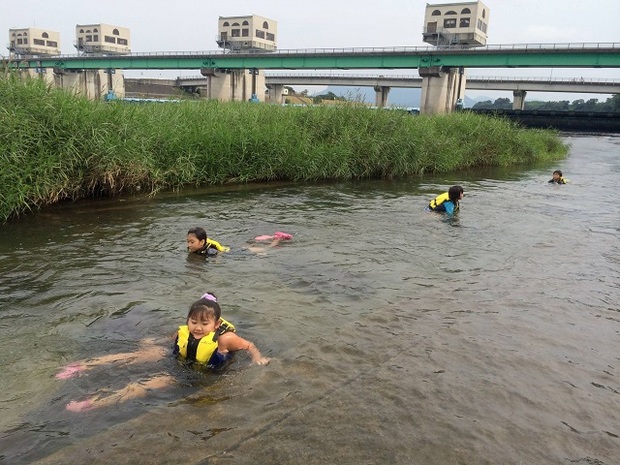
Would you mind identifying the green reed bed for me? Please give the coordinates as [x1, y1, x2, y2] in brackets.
[0, 74, 568, 221]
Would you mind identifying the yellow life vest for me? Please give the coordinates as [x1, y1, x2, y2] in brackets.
[176, 318, 236, 363]
[429, 192, 450, 210]
[207, 238, 230, 252]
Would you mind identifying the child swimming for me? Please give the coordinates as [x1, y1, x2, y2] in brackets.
[427, 185, 464, 216]
[186, 227, 230, 257]
[548, 170, 568, 184]
[57, 293, 269, 412]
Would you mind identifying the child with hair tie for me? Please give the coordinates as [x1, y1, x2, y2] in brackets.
[56, 292, 269, 412]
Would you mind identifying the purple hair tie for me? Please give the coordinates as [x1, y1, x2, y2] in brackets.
[201, 293, 217, 302]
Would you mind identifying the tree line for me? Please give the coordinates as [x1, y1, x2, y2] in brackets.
[472, 94, 620, 112]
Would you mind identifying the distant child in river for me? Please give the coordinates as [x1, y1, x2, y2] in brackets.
[548, 170, 568, 184]
[56, 292, 269, 412]
[187, 227, 230, 257]
[427, 185, 464, 216]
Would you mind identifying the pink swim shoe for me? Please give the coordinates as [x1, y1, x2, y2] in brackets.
[273, 231, 293, 240]
[55, 363, 85, 380]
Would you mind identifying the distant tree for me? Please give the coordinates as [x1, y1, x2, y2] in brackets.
[313, 91, 345, 102]
[479, 96, 620, 113]
[570, 99, 586, 110]
[581, 98, 600, 111]
[472, 100, 494, 109]
[493, 98, 512, 109]
[528, 100, 570, 111]
[606, 94, 620, 112]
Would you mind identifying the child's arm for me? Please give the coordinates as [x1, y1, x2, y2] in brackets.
[444, 201, 456, 216]
[207, 238, 231, 252]
[217, 332, 270, 365]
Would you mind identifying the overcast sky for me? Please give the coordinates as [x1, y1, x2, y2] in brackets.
[3, 0, 619, 100]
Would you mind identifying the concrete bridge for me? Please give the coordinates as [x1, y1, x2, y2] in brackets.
[127, 74, 620, 110]
[9, 42, 620, 113]
[262, 73, 620, 110]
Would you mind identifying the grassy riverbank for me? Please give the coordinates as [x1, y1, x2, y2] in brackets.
[0, 74, 568, 221]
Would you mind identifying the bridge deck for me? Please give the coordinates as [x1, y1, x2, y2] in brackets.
[9, 42, 620, 71]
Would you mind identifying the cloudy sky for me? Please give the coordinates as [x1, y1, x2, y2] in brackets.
[3, 0, 619, 100]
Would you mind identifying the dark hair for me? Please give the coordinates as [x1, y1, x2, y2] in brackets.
[553, 170, 563, 177]
[187, 297, 221, 323]
[188, 227, 207, 242]
[448, 185, 464, 202]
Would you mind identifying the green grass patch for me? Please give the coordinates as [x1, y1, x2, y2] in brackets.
[0, 73, 568, 221]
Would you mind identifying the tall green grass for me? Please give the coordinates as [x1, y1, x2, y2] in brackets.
[0, 73, 568, 221]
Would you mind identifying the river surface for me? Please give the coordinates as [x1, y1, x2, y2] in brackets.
[0, 134, 618, 465]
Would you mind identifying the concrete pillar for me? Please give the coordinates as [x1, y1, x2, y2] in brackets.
[201, 68, 266, 102]
[513, 90, 527, 110]
[53, 68, 124, 100]
[419, 66, 467, 115]
[373, 85, 390, 108]
[18, 67, 55, 86]
[267, 84, 285, 104]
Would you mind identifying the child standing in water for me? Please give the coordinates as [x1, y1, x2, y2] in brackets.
[186, 227, 230, 257]
[57, 293, 269, 412]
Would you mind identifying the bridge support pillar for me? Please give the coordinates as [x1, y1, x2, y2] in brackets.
[512, 90, 527, 110]
[419, 66, 466, 115]
[267, 84, 286, 104]
[200, 68, 265, 102]
[373, 85, 390, 108]
[53, 68, 124, 100]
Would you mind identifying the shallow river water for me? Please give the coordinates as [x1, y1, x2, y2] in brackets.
[0, 135, 619, 465]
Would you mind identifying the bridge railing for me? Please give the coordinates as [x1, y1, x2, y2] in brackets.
[10, 42, 620, 60]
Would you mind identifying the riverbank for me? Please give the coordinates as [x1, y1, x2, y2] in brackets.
[0, 74, 568, 222]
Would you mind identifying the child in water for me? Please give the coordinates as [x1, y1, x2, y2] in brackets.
[187, 227, 230, 257]
[57, 293, 269, 412]
[548, 170, 567, 184]
[427, 185, 464, 216]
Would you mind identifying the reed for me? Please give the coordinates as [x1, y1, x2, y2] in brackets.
[0, 73, 568, 221]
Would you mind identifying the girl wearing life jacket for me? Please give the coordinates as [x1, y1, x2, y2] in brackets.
[427, 185, 464, 216]
[548, 170, 567, 184]
[58, 293, 269, 412]
[187, 227, 230, 257]
[173, 293, 270, 367]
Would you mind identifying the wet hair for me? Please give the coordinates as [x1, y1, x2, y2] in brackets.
[187, 227, 207, 242]
[553, 170, 563, 177]
[187, 295, 221, 323]
[448, 185, 464, 202]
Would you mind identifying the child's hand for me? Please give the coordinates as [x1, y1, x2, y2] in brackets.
[254, 357, 271, 366]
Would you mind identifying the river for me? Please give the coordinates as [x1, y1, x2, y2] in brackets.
[0, 134, 618, 464]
